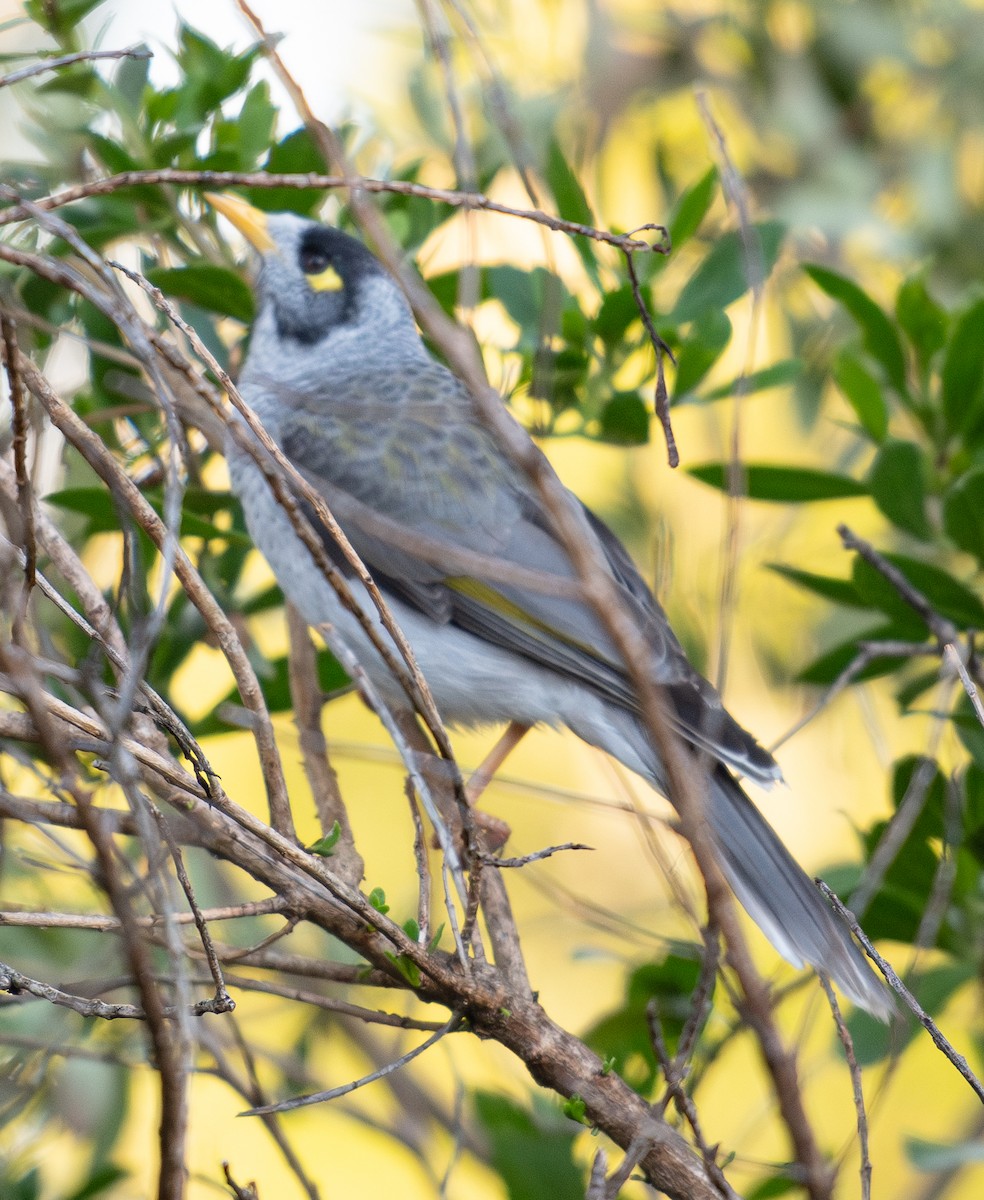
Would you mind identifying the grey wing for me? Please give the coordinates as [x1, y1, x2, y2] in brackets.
[274, 363, 778, 784]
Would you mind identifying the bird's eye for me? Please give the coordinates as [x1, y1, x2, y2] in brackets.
[300, 248, 331, 275]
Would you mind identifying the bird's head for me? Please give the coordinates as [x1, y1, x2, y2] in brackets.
[206, 193, 405, 350]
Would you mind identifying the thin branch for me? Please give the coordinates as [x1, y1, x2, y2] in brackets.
[286, 602, 361, 881]
[624, 231, 677, 468]
[820, 975, 871, 1200]
[0, 168, 663, 253]
[818, 882, 984, 1104]
[646, 1001, 735, 1199]
[838, 524, 959, 645]
[484, 842, 593, 868]
[1, 315, 35, 639]
[243, 1013, 463, 1116]
[0, 44, 151, 89]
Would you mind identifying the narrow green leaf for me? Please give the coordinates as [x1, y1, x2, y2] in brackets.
[671, 221, 786, 323]
[767, 564, 863, 607]
[698, 359, 802, 403]
[805, 264, 907, 393]
[943, 467, 984, 564]
[545, 137, 598, 281]
[834, 353, 888, 441]
[545, 137, 593, 228]
[667, 166, 717, 249]
[941, 296, 984, 435]
[145, 264, 254, 324]
[796, 624, 916, 685]
[895, 275, 947, 375]
[867, 439, 930, 538]
[688, 463, 868, 502]
[852, 554, 984, 630]
[672, 309, 731, 398]
[907, 1137, 984, 1172]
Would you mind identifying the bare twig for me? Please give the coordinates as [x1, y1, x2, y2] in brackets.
[0, 44, 151, 89]
[0, 317, 37, 640]
[0, 168, 663, 252]
[286, 603, 362, 881]
[244, 1013, 463, 1115]
[818, 882, 984, 1104]
[483, 842, 592, 867]
[820, 975, 871, 1200]
[623, 238, 678, 468]
[837, 525, 959, 646]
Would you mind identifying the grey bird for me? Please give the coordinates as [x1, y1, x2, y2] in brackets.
[208, 192, 889, 1018]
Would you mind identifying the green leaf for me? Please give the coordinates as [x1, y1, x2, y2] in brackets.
[670, 221, 786, 324]
[688, 463, 868, 502]
[584, 956, 705, 1093]
[190, 646, 350, 736]
[867, 438, 930, 538]
[834, 353, 888, 441]
[598, 392, 649, 445]
[174, 25, 259, 123]
[308, 822, 341, 857]
[668, 166, 717, 250]
[245, 128, 327, 214]
[233, 81, 277, 168]
[941, 296, 984, 436]
[545, 137, 598, 281]
[907, 1137, 984, 1172]
[955, 693, 984, 770]
[383, 951, 421, 988]
[368, 887, 389, 915]
[64, 1163, 128, 1200]
[26, 0, 107, 36]
[805, 264, 907, 393]
[852, 554, 984, 631]
[473, 1092, 584, 1200]
[672, 309, 731, 398]
[45, 487, 249, 543]
[943, 467, 984, 564]
[767, 565, 863, 607]
[145, 264, 254, 324]
[698, 359, 802, 403]
[561, 1094, 588, 1124]
[114, 48, 150, 112]
[895, 275, 947, 376]
[746, 1177, 799, 1200]
[485, 266, 566, 338]
[545, 137, 593, 228]
[796, 622, 918, 685]
[593, 284, 639, 346]
[60, 197, 160, 248]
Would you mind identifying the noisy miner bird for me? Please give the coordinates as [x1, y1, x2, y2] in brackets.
[207, 192, 889, 1018]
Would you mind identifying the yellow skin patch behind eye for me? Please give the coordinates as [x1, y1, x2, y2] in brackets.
[307, 265, 344, 293]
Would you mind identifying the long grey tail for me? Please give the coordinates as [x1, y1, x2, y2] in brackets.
[708, 765, 891, 1019]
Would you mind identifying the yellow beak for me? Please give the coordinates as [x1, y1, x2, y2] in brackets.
[205, 192, 277, 254]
